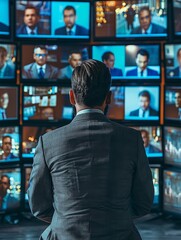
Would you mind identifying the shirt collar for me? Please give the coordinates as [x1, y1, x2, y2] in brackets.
[141, 23, 152, 34]
[77, 108, 104, 116]
[26, 26, 38, 35]
[36, 64, 46, 71]
[66, 24, 76, 35]
[137, 68, 147, 77]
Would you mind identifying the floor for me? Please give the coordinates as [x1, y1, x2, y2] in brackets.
[0, 213, 181, 240]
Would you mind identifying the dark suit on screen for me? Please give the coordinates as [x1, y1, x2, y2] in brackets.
[131, 23, 166, 34]
[110, 67, 123, 77]
[0, 22, 9, 32]
[0, 193, 19, 210]
[28, 112, 154, 240]
[167, 66, 180, 78]
[59, 65, 73, 79]
[16, 24, 49, 35]
[55, 24, 88, 36]
[126, 67, 158, 77]
[0, 63, 15, 78]
[130, 107, 158, 117]
[22, 63, 60, 79]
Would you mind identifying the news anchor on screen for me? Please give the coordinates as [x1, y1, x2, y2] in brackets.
[54, 6, 88, 36]
[0, 46, 15, 79]
[0, 136, 17, 161]
[126, 49, 159, 77]
[131, 6, 166, 34]
[165, 90, 181, 119]
[0, 22, 9, 33]
[167, 48, 181, 78]
[16, 5, 49, 35]
[22, 45, 60, 79]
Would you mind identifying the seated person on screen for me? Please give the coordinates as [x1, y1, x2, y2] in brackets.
[168, 48, 181, 78]
[0, 22, 9, 33]
[166, 90, 181, 119]
[140, 129, 161, 154]
[129, 90, 158, 118]
[0, 91, 9, 120]
[0, 136, 17, 161]
[102, 51, 123, 77]
[131, 6, 166, 34]
[126, 49, 159, 77]
[16, 5, 49, 35]
[0, 47, 15, 78]
[0, 175, 19, 210]
[22, 45, 60, 79]
[59, 51, 82, 79]
[55, 6, 88, 36]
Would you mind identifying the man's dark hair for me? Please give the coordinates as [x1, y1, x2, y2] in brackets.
[0, 47, 7, 57]
[138, 6, 151, 17]
[2, 135, 12, 143]
[63, 6, 76, 15]
[136, 49, 149, 59]
[177, 48, 181, 57]
[101, 51, 114, 62]
[138, 90, 151, 101]
[69, 51, 82, 59]
[0, 175, 10, 185]
[71, 59, 111, 107]
[25, 5, 40, 16]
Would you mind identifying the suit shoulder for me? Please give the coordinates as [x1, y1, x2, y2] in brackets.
[131, 27, 140, 34]
[42, 124, 70, 141]
[55, 26, 65, 34]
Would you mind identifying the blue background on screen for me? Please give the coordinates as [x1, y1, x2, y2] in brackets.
[0, 0, 9, 29]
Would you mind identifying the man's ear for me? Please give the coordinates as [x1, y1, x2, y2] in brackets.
[69, 89, 76, 105]
[106, 91, 112, 105]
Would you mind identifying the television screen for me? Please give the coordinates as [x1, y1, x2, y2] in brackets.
[165, 86, 181, 121]
[0, 86, 19, 121]
[150, 167, 160, 205]
[124, 86, 160, 121]
[0, 43, 16, 80]
[164, 126, 181, 167]
[92, 44, 160, 80]
[164, 170, 181, 215]
[23, 86, 73, 121]
[94, 1, 167, 39]
[22, 126, 57, 158]
[0, 126, 19, 162]
[0, 0, 10, 37]
[16, 1, 90, 39]
[131, 126, 162, 158]
[0, 168, 21, 212]
[24, 166, 32, 209]
[21, 44, 89, 81]
[173, 0, 181, 36]
[164, 44, 181, 80]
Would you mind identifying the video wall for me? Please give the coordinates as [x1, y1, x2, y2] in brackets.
[0, 0, 181, 217]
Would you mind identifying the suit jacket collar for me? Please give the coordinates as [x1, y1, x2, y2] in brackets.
[71, 112, 109, 123]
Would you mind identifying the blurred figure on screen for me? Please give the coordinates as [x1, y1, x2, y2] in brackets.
[126, 49, 159, 77]
[129, 90, 158, 117]
[16, 5, 49, 35]
[41, 107, 54, 120]
[22, 45, 59, 79]
[131, 6, 166, 34]
[0, 136, 17, 161]
[140, 130, 160, 154]
[59, 51, 82, 79]
[168, 48, 181, 78]
[126, 5, 135, 31]
[0, 91, 9, 120]
[0, 22, 9, 33]
[0, 175, 19, 210]
[166, 90, 181, 119]
[102, 51, 123, 77]
[0, 46, 15, 78]
[55, 6, 88, 36]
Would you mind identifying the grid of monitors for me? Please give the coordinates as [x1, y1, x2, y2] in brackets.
[163, 169, 181, 215]
[0, 0, 10, 38]
[15, 1, 90, 39]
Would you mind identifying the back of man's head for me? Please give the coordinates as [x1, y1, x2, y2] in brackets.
[71, 59, 111, 107]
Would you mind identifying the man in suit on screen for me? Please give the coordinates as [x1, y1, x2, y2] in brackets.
[167, 48, 181, 78]
[28, 59, 154, 240]
[126, 49, 159, 77]
[0, 46, 15, 79]
[55, 5, 88, 36]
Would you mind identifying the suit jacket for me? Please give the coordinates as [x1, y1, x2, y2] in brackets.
[16, 24, 49, 35]
[0, 153, 18, 161]
[59, 65, 73, 79]
[126, 67, 158, 77]
[28, 112, 154, 240]
[0, 63, 15, 78]
[167, 66, 180, 78]
[22, 63, 60, 79]
[110, 68, 123, 77]
[0, 22, 9, 32]
[130, 107, 158, 117]
[131, 23, 166, 34]
[55, 24, 89, 36]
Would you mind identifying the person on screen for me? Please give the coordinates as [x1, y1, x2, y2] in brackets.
[129, 90, 158, 118]
[0, 175, 19, 210]
[54, 6, 88, 36]
[167, 48, 181, 78]
[0, 91, 9, 120]
[126, 49, 159, 77]
[59, 51, 82, 79]
[0, 136, 17, 161]
[166, 90, 181, 119]
[16, 5, 49, 35]
[22, 45, 60, 79]
[131, 6, 166, 34]
[101, 51, 123, 77]
[0, 22, 9, 33]
[126, 5, 135, 31]
[140, 129, 161, 154]
[0, 47, 15, 78]
[28, 59, 154, 239]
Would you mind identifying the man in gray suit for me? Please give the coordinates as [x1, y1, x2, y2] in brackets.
[22, 45, 60, 80]
[28, 59, 154, 240]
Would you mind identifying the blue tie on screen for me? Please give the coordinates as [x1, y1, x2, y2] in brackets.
[39, 67, 44, 79]
[142, 110, 146, 117]
[140, 70, 144, 76]
[30, 31, 35, 35]
[67, 30, 73, 35]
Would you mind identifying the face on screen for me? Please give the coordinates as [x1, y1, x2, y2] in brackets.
[24, 8, 40, 29]
[136, 54, 148, 71]
[33, 47, 48, 66]
[139, 9, 151, 31]
[69, 53, 82, 68]
[0, 92, 9, 109]
[175, 92, 181, 108]
[0, 49, 7, 68]
[104, 54, 115, 68]
[64, 9, 76, 29]
[139, 95, 150, 111]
